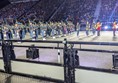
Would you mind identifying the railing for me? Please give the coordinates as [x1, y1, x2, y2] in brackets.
[0, 40, 118, 83]
[1, 57, 118, 83]
[1, 40, 118, 53]
[0, 57, 4, 71]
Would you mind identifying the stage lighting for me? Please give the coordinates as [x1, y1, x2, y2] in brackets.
[104, 26, 108, 30]
[116, 25, 118, 29]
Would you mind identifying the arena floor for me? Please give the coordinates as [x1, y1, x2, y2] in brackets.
[0, 72, 54, 83]
[1, 31, 118, 69]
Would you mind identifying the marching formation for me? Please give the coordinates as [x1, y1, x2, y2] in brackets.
[77, 20, 102, 37]
[0, 20, 118, 41]
[77, 20, 118, 37]
[0, 20, 75, 41]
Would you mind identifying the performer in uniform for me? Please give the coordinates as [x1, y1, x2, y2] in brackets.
[21, 23, 25, 39]
[46, 23, 52, 37]
[0, 25, 4, 40]
[56, 23, 61, 37]
[29, 21, 33, 39]
[112, 20, 117, 36]
[40, 22, 47, 40]
[14, 23, 19, 39]
[96, 20, 102, 36]
[86, 21, 90, 36]
[50, 22, 56, 38]
[61, 22, 66, 37]
[19, 27, 23, 41]
[92, 21, 96, 35]
[76, 22, 80, 37]
[34, 23, 39, 40]
[6, 28, 12, 40]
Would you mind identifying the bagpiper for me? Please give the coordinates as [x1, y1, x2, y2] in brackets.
[86, 21, 90, 36]
[76, 22, 80, 37]
[92, 21, 96, 35]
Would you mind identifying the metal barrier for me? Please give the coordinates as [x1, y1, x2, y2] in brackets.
[1, 40, 118, 53]
[11, 60, 64, 82]
[1, 39, 118, 82]
[0, 58, 4, 71]
[75, 67, 118, 83]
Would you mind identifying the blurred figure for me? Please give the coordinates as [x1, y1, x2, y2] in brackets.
[92, 21, 96, 35]
[112, 20, 117, 37]
[96, 21, 102, 36]
[6, 29, 12, 40]
[76, 22, 80, 37]
[0, 25, 4, 40]
[86, 21, 90, 36]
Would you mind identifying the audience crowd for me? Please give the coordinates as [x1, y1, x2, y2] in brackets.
[99, 0, 117, 22]
[0, 0, 117, 25]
